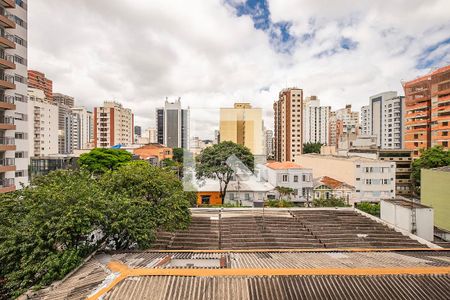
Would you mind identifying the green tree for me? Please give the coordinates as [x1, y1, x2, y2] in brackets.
[0, 170, 107, 298]
[100, 161, 191, 241]
[275, 186, 294, 200]
[78, 148, 132, 175]
[172, 147, 184, 163]
[303, 142, 323, 154]
[356, 202, 380, 217]
[196, 141, 254, 204]
[411, 146, 450, 195]
[313, 197, 349, 207]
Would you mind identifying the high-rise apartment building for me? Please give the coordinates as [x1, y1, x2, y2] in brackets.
[329, 105, 360, 146]
[1, 0, 28, 192]
[156, 98, 189, 149]
[219, 103, 264, 155]
[71, 107, 93, 149]
[303, 96, 330, 145]
[27, 70, 52, 100]
[403, 65, 450, 157]
[27, 88, 58, 157]
[265, 129, 273, 157]
[273, 87, 304, 162]
[53, 93, 75, 154]
[361, 91, 405, 149]
[94, 101, 134, 148]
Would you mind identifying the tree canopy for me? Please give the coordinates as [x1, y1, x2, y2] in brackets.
[196, 141, 254, 204]
[411, 146, 450, 195]
[78, 148, 133, 174]
[0, 162, 191, 298]
[303, 142, 323, 154]
[172, 147, 184, 163]
[313, 197, 349, 207]
[275, 186, 294, 200]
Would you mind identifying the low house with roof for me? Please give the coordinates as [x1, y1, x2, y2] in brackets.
[133, 143, 173, 166]
[259, 161, 313, 204]
[313, 176, 355, 203]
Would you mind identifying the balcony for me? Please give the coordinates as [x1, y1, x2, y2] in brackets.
[0, 53, 15, 69]
[0, 9, 15, 29]
[0, 116, 14, 130]
[0, 157, 14, 172]
[0, 32, 14, 49]
[0, 136, 14, 151]
[0, 0, 15, 9]
[0, 73, 14, 89]
[0, 178, 15, 193]
[0, 94, 14, 110]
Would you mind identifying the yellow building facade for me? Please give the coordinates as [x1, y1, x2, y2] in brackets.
[219, 103, 264, 155]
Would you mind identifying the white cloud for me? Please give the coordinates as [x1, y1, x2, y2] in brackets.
[29, 0, 450, 138]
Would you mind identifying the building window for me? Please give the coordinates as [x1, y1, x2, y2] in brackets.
[365, 179, 372, 185]
[293, 175, 298, 182]
[15, 151, 27, 158]
[244, 193, 250, 200]
[15, 132, 27, 139]
[201, 195, 210, 205]
[282, 174, 288, 182]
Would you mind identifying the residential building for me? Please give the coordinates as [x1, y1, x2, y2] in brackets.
[190, 136, 212, 156]
[313, 176, 355, 203]
[259, 161, 313, 204]
[27, 88, 58, 157]
[296, 154, 396, 202]
[1, 0, 28, 192]
[156, 98, 189, 149]
[94, 101, 134, 148]
[360, 105, 371, 136]
[303, 96, 330, 145]
[133, 143, 173, 165]
[195, 178, 274, 207]
[421, 166, 450, 232]
[53, 93, 75, 154]
[402, 65, 450, 156]
[329, 104, 360, 147]
[134, 125, 141, 143]
[360, 91, 405, 149]
[273, 87, 304, 162]
[348, 148, 413, 197]
[265, 129, 273, 157]
[27, 70, 52, 100]
[220, 102, 264, 155]
[71, 107, 93, 150]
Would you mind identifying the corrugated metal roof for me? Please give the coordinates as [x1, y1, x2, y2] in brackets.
[102, 274, 450, 300]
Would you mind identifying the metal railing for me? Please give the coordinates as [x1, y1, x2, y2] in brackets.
[0, 52, 14, 63]
[0, 137, 15, 145]
[0, 178, 14, 187]
[0, 73, 15, 83]
[0, 94, 14, 104]
[0, 158, 14, 166]
[0, 115, 14, 124]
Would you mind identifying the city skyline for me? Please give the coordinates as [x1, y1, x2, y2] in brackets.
[28, 0, 450, 134]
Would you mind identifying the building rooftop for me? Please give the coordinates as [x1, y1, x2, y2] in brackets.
[314, 176, 354, 190]
[28, 248, 450, 300]
[382, 199, 431, 209]
[430, 166, 450, 172]
[26, 209, 449, 300]
[266, 161, 303, 170]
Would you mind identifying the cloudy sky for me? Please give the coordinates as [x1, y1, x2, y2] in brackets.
[29, 0, 450, 138]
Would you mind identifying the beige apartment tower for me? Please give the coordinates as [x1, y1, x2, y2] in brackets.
[274, 88, 304, 162]
[94, 101, 134, 148]
[220, 103, 264, 155]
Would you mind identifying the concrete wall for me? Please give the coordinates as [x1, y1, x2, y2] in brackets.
[421, 168, 450, 231]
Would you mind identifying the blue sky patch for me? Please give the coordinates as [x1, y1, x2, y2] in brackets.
[416, 37, 450, 69]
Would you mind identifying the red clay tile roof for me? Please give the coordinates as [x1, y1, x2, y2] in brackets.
[316, 176, 346, 189]
[266, 161, 302, 170]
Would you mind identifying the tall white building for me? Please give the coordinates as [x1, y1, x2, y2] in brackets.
[303, 96, 330, 145]
[94, 101, 134, 148]
[329, 105, 360, 146]
[1, 0, 28, 192]
[156, 98, 189, 149]
[362, 91, 405, 149]
[72, 107, 93, 149]
[27, 88, 58, 157]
